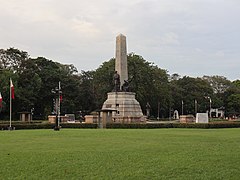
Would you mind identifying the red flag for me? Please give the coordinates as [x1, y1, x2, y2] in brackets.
[60, 94, 63, 102]
[10, 79, 15, 99]
[0, 92, 2, 108]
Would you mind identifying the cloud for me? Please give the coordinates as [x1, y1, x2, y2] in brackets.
[160, 33, 180, 45]
[215, 51, 225, 58]
[70, 17, 100, 38]
[0, 0, 239, 80]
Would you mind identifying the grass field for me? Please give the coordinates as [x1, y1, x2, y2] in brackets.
[0, 128, 240, 180]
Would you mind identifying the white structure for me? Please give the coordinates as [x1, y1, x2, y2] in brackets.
[210, 108, 224, 118]
[115, 34, 128, 87]
[196, 113, 209, 123]
[173, 110, 179, 119]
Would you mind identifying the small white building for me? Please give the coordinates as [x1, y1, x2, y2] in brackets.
[210, 107, 224, 118]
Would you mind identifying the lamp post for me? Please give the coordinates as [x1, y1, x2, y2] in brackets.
[51, 82, 62, 131]
[208, 97, 212, 119]
[205, 96, 212, 119]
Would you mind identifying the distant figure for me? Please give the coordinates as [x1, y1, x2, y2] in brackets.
[113, 71, 120, 92]
[146, 102, 151, 118]
[122, 80, 129, 92]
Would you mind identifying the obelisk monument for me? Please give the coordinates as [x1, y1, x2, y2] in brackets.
[115, 34, 128, 87]
[102, 34, 145, 123]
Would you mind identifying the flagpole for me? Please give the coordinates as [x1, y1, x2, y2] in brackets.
[10, 78, 12, 129]
[58, 81, 61, 128]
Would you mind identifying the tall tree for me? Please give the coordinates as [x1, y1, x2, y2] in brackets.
[92, 59, 115, 109]
[224, 80, 240, 117]
[78, 70, 97, 113]
[16, 59, 42, 112]
[202, 75, 231, 94]
[171, 76, 213, 115]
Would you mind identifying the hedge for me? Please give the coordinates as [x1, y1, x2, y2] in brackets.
[0, 120, 45, 124]
[1, 122, 240, 130]
[0, 123, 97, 130]
[106, 122, 240, 129]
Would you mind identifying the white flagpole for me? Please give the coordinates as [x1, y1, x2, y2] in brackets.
[10, 78, 12, 129]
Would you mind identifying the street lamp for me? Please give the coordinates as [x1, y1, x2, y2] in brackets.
[51, 82, 62, 131]
[157, 101, 160, 120]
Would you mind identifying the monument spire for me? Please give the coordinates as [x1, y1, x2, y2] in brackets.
[115, 34, 128, 88]
[101, 34, 144, 124]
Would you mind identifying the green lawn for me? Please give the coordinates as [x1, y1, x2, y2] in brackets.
[0, 128, 240, 180]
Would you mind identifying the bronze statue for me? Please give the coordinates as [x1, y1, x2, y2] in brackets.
[113, 71, 120, 92]
[122, 80, 129, 92]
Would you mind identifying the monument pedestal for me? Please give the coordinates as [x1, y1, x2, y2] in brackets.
[102, 92, 145, 123]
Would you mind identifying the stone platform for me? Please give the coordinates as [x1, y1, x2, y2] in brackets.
[102, 92, 145, 123]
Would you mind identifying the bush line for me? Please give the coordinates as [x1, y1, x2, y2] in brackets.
[1, 122, 240, 130]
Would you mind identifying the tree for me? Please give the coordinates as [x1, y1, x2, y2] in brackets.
[16, 59, 42, 112]
[2, 47, 239, 121]
[0, 48, 84, 119]
[92, 59, 115, 109]
[170, 73, 181, 81]
[0, 48, 29, 71]
[127, 53, 170, 117]
[32, 57, 83, 119]
[171, 76, 213, 115]
[202, 75, 232, 109]
[232, 80, 240, 87]
[225, 94, 240, 116]
[202, 75, 231, 94]
[0, 69, 18, 119]
[224, 80, 240, 117]
[78, 70, 97, 113]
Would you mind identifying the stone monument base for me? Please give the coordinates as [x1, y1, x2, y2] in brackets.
[179, 115, 195, 123]
[102, 92, 145, 123]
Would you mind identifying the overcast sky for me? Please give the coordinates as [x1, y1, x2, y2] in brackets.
[0, 0, 239, 80]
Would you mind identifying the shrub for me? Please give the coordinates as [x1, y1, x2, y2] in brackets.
[0, 123, 97, 130]
[106, 122, 240, 129]
[1, 122, 240, 130]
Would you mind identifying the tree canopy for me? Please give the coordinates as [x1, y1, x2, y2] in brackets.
[0, 47, 239, 120]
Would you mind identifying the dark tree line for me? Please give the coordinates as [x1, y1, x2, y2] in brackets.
[0, 48, 240, 120]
